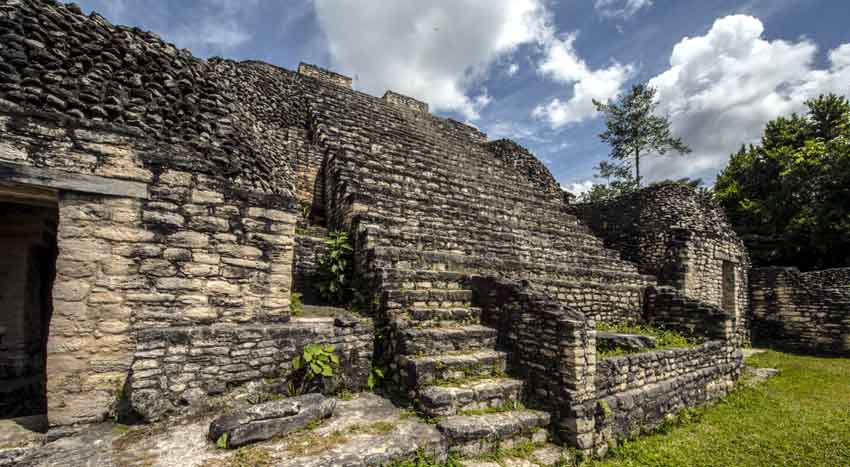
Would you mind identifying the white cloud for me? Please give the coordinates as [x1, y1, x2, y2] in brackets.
[506, 63, 520, 76]
[645, 14, 850, 181]
[567, 180, 595, 196]
[532, 33, 634, 127]
[313, 0, 550, 120]
[594, 0, 653, 19]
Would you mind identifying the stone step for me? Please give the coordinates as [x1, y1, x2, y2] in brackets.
[417, 377, 524, 417]
[353, 212, 623, 264]
[383, 288, 473, 309]
[399, 349, 507, 388]
[398, 324, 498, 355]
[365, 248, 651, 290]
[344, 188, 599, 250]
[406, 306, 483, 325]
[437, 410, 551, 457]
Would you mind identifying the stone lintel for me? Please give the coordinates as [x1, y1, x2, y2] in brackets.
[0, 161, 149, 199]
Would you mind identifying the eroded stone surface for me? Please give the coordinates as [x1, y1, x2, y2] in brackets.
[9, 393, 444, 467]
[596, 332, 657, 352]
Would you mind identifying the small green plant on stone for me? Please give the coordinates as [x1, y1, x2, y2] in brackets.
[317, 231, 354, 305]
[288, 343, 340, 396]
[368, 366, 385, 391]
[216, 432, 228, 449]
[290, 292, 304, 317]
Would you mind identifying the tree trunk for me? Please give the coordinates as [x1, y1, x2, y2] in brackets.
[635, 149, 641, 188]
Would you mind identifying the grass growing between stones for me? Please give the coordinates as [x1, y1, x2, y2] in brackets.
[585, 350, 850, 467]
[596, 323, 698, 359]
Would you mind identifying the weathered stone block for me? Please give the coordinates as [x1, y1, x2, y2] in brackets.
[208, 393, 335, 448]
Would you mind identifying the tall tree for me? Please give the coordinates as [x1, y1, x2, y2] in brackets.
[715, 94, 850, 270]
[593, 84, 691, 187]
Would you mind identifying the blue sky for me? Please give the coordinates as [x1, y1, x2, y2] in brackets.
[73, 0, 850, 195]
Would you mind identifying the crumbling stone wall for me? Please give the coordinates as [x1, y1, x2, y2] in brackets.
[749, 267, 850, 355]
[130, 314, 373, 421]
[566, 183, 750, 339]
[383, 91, 429, 113]
[643, 286, 737, 342]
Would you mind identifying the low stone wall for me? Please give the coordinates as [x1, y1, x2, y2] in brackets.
[129, 314, 374, 421]
[593, 342, 740, 452]
[749, 267, 850, 355]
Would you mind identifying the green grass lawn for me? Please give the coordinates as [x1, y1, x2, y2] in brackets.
[587, 350, 850, 467]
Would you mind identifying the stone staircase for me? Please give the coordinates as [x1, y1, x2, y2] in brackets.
[301, 81, 659, 455]
[379, 267, 551, 457]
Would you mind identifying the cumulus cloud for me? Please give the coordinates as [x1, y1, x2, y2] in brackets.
[566, 180, 595, 196]
[506, 63, 520, 76]
[313, 0, 550, 120]
[532, 33, 634, 127]
[594, 0, 653, 19]
[645, 14, 850, 181]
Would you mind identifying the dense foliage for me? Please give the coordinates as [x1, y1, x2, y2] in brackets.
[715, 94, 850, 270]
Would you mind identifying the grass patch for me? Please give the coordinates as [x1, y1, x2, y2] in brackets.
[224, 446, 273, 467]
[596, 323, 699, 359]
[285, 429, 349, 457]
[386, 449, 463, 467]
[585, 350, 850, 467]
[347, 421, 397, 435]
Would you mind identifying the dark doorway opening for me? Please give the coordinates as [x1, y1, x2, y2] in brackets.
[0, 197, 57, 420]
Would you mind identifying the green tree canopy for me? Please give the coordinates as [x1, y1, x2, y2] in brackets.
[715, 94, 850, 270]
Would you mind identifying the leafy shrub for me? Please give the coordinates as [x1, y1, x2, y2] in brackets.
[288, 344, 340, 396]
[317, 231, 354, 305]
[290, 292, 304, 317]
[368, 366, 385, 391]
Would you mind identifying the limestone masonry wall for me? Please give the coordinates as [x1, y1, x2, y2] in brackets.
[593, 342, 740, 452]
[566, 183, 750, 340]
[643, 286, 737, 342]
[749, 267, 850, 355]
[129, 314, 373, 421]
[1, 100, 297, 426]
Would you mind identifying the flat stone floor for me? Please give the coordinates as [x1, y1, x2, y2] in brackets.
[4, 393, 445, 467]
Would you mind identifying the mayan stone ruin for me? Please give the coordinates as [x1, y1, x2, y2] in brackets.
[0, 1, 848, 466]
